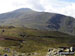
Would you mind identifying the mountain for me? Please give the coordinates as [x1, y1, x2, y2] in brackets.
[0, 8, 75, 35]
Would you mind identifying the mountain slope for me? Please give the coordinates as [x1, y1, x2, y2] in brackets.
[0, 8, 75, 35]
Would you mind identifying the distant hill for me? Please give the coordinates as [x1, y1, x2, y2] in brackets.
[0, 8, 75, 35]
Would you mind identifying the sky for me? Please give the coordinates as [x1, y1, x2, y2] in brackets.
[0, 0, 75, 17]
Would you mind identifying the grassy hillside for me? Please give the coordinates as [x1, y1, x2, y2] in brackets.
[0, 26, 75, 54]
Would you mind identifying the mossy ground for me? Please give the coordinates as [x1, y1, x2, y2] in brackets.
[0, 27, 74, 56]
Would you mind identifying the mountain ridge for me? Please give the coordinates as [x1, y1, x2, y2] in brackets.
[0, 8, 75, 35]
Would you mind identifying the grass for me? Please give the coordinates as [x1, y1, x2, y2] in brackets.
[0, 40, 20, 47]
[0, 26, 74, 55]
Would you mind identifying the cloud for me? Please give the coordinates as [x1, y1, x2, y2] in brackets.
[12, 0, 45, 11]
[26, 0, 45, 11]
[40, 0, 75, 17]
[0, 0, 75, 18]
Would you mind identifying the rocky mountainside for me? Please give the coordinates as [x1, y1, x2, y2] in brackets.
[0, 8, 75, 35]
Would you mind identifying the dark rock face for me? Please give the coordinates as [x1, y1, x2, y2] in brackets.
[66, 18, 74, 33]
[47, 14, 65, 30]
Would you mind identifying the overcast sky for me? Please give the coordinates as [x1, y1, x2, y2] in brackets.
[0, 0, 75, 17]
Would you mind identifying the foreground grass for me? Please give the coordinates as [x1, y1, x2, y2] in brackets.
[0, 27, 74, 54]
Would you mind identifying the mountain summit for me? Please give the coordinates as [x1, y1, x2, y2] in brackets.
[13, 8, 33, 12]
[0, 8, 75, 35]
